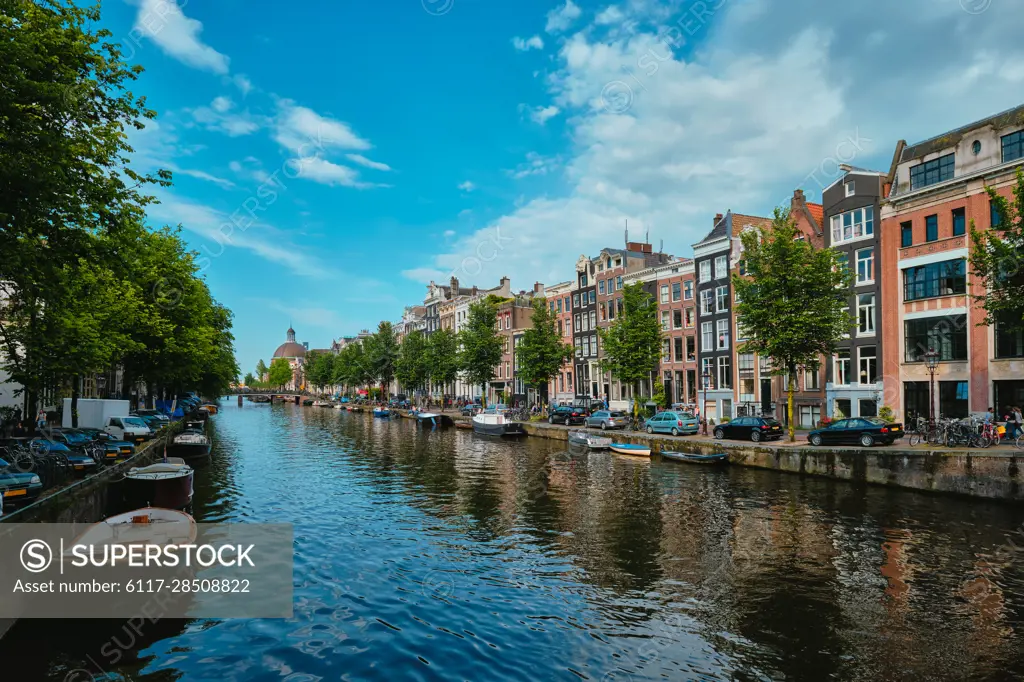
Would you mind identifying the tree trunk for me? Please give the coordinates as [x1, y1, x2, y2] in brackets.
[634, 381, 641, 419]
[481, 383, 487, 409]
[787, 372, 796, 443]
[71, 375, 79, 428]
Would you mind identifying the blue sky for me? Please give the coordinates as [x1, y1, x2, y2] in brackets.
[104, 0, 1024, 375]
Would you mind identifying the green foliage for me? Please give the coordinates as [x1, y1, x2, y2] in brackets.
[256, 359, 268, 379]
[458, 299, 504, 406]
[428, 327, 459, 394]
[333, 342, 372, 391]
[651, 379, 667, 408]
[365, 321, 399, 398]
[970, 167, 1024, 332]
[243, 372, 256, 387]
[396, 330, 430, 394]
[878, 405, 895, 423]
[732, 207, 852, 441]
[598, 282, 662, 416]
[304, 351, 335, 393]
[267, 358, 293, 388]
[516, 298, 572, 406]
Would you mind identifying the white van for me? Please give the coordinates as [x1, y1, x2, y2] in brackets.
[104, 416, 152, 443]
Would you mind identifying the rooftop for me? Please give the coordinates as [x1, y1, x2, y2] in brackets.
[901, 102, 1024, 162]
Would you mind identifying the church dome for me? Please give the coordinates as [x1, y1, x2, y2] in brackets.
[272, 327, 306, 359]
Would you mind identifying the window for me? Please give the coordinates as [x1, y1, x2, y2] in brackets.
[845, 181, 855, 197]
[573, 294, 580, 308]
[599, 280, 606, 295]
[1002, 130, 1024, 164]
[662, 339, 671, 363]
[905, 315, 968, 362]
[830, 206, 875, 244]
[856, 247, 874, 284]
[925, 214, 938, 242]
[558, 320, 563, 336]
[991, 199, 1002, 228]
[684, 281, 693, 299]
[717, 356, 732, 390]
[671, 282, 681, 302]
[600, 302, 607, 321]
[582, 336, 590, 357]
[574, 313, 581, 331]
[717, 318, 730, 349]
[857, 294, 875, 336]
[684, 307, 694, 327]
[575, 338, 582, 356]
[714, 256, 727, 280]
[903, 259, 966, 301]
[715, 286, 729, 312]
[910, 153, 955, 190]
[550, 300, 555, 313]
[701, 322, 714, 351]
[700, 289, 714, 315]
[616, 276, 623, 290]
[701, 357, 714, 387]
[804, 367, 820, 390]
[952, 208, 966, 237]
[835, 349, 851, 385]
[736, 316, 750, 341]
[590, 335, 598, 356]
[580, 274, 588, 287]
[686, 336, 696, 361]
[674, 337, 684, 363]
[661, 311, 670, 331]
[673, 309, 683, 329]
[699, 261, 711, 282]
[589, 310, 596, 328]
[858, 346, 877, 385]
[617, 299, 623, 316]
[608, 302, 615, 320]
[996, 313, 1024, 358]
[799, 405, 821, 429]
[660, 285, 669, 303]
[901, 221, 913, 248]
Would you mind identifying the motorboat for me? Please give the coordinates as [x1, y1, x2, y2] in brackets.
[660, 451, 729, 465]
[200, 403, 219, 415]
[68, 507, 197, 556]
[416, 412, 454, 428]
[168, 423, 211, 464]
[610, 443, 652, 457]
[313, 400, 333, 408]
[568, 430, 611, 450]
[123, 458, 194, 509]
[472, 410, 527, 437]
[373, 407, 391, 418]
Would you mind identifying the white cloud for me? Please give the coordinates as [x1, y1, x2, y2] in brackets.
[406, 0, 1024, 292]
[211, 96, 232, 113]
[188, 96, 264, 136]
[273, 100, 371, 153]
[526, 104, 560, 124]
[545, 0, 582, 33]
[458, 180, 476, 192]
[133, 0, 229, 74]
[443, 229, 456, 238]
[345, 154, 392, 171]
[594, 6, 624, 25]
[507, 152, 560, 179]
[174, 168, 235, 190]
[513, 35, 545, 51]
[233, 74, 253, 95]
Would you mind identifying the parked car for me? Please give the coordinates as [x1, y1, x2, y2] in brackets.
[808, 418, 903, 447]
[104, 416, 152, 443]
[135, 409, 170, 426]
[714, 416, 784, 442]
[77, 428, 136, 461]
[0, 456, 43, 508]
[460, 405, 480, 417]
[548, 406, 586, 426]
[646, 410, 700, 436]
[29, 438, 98, 475]
[137, 414, 167, 431]
[586, 410, 628, 430]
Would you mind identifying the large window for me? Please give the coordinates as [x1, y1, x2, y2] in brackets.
[598, 280, 606, 295]
[684, 280, 693, 299]
[996, 313, 1024, 358]
[674, 337, 684, 363]
[910, 153, 954, 190]
[835, 349, 851, 385]
[830, 206, 875, 244]
[717, 319, 730, 350]
[804, 366, 820, 390]
[1002, 130, 1024, 164]
[857, 294, 875, 336]
[673, 309, 683, 329]
[686, 336, 696, 361]
[991, 199, 1002, 229]
[714, 256, 727, 280]
[925, 214, 938, 242]
[858, 346, 877, 385]
[952, 208, 966, 237]
[701, 322, 714, 351]
[660, 285, 669, 303]
[856, 247, 874, 284]
[717, 356, 732, 390]
[715, 286, 729, 312]
[661, 311, 670, 331]
[700, 289, 714, 315]
[905, 314, 968, 362]
[939, 381, 969, 419]
[684, 307, 694, 327]
[672, 282, 681, 302]
[699, 261, 711, 283]
[903, 258, 966, 301]
[901, 221, 913, 248]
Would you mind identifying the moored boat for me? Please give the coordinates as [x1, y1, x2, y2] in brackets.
[660, 451, 729, 465]
[610, 443, 651, 457]
[200, 403, 219, 415]
[313, 400, 333, 407]
[472, 410, 527, 437]
[123, 458, 194, 509]
[373, 407, 391, 418]
[568, 430, 611, 450]
[168, 423, 211, 464]
[416, 412, 453, 428]
[69, 507, 197, 555]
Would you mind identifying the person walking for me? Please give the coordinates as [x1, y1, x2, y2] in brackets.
[36, 407, 47, 432]
[1010, 406, 1023, 439]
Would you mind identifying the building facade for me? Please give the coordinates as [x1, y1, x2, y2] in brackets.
[572, 255, 599, 405]
[545, 280, 576, 405]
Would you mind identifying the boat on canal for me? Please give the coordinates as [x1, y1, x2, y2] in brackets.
[69, 507, 197, 555]
[373, 407, 391, 418]
[313, 400, 333, 407]
[123, 458, 194, 509]
[660, 451, 729, 465]
[472, 410, 527, 437]
[416, 412, 454, 428]
[168, 422, 211, 464]
[568, 430, 611, 450]
[610, 442, 651, 457]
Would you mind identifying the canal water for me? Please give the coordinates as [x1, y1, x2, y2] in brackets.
[5, 400, 1024, 681]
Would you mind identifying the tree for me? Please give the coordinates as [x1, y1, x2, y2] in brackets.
[970, 167, 1024, 332]
[428, 328, 459, 400]
[256, 359, 268, 381]
[267, 358, 293, 389]
[732, 207, 852, 441]
[365, 321, 399, 400]
[304, 351, 334, 394]
[243, 372, 256, 387]
[516, 298, 572, 407]
[458, 299, 504, 408]
[598, 282, 663, 418]
[396, 330, 430, 398]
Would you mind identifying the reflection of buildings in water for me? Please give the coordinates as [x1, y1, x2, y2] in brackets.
[879, 528, 912, 610]
[959, 556, 1012, 661]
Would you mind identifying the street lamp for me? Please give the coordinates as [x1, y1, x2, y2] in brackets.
[924, 348, 940, 427]
[701, 369, 711, 436]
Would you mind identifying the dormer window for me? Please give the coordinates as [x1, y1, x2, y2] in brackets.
[910, 153, 955, 190]
[845, 182, 855, 197]
[1002, 130, 1024, 164]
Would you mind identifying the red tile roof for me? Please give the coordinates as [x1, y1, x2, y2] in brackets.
[807, 202, 824, 226]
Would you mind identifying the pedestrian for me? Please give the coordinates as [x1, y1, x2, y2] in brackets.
[11, 421, 27, 438]
[36, 407, 46, 431]
[1011, 406, 1023, 439]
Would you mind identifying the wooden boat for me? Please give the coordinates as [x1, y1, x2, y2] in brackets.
[472, 411, 527, 437]
[123, 458, 194, 509]
[168, 423, 211, 464]
[660, 451, 729, 465]
[568, 430, 611, 450]
[68, 507, 197, 557]
[610, 443, 651, 457]
[372, 407, 391, 418]
[302, 398, 314, 406]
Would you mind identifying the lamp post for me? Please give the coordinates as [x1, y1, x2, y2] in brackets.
[701, 369, 711, 436]
[924, 348, 940, 427]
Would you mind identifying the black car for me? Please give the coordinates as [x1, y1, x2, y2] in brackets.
[808, 418, 903, 447]
[713, 416, 784, 442]
[548, 406, 587, 426]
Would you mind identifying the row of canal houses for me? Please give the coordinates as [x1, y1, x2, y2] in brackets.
[390, 104, 1024, 426]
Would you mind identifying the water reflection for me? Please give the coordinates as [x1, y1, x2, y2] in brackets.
[3, 401, 1023, 681]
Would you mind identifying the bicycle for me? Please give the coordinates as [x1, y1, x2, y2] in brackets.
[627, 415, 647, 432]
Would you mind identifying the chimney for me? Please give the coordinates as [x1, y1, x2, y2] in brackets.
[500, 276, 511, 294]
[533, 281, 543, 295]
[471, 285, 479, 296]
[714, 213, 723, 226]
[449, 276, 459, 299]
[792, 188, 805, 210]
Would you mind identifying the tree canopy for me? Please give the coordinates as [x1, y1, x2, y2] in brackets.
[428, 327, 459, 397]
[458, 300, 503, 407]
[598, 282, 662, 415]
[970, 168, 1024, 333]
[516, 298, 572, 406]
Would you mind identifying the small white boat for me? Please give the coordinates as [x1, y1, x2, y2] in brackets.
[610, 443, 652, 457]
[373, 407, 391, 418]
[472, 410, 527, 437]
[68, 507, 197, 556]
[568, 430, 611, 449]
[313, 400, 333, 408]
[169, 428, 211, 463]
